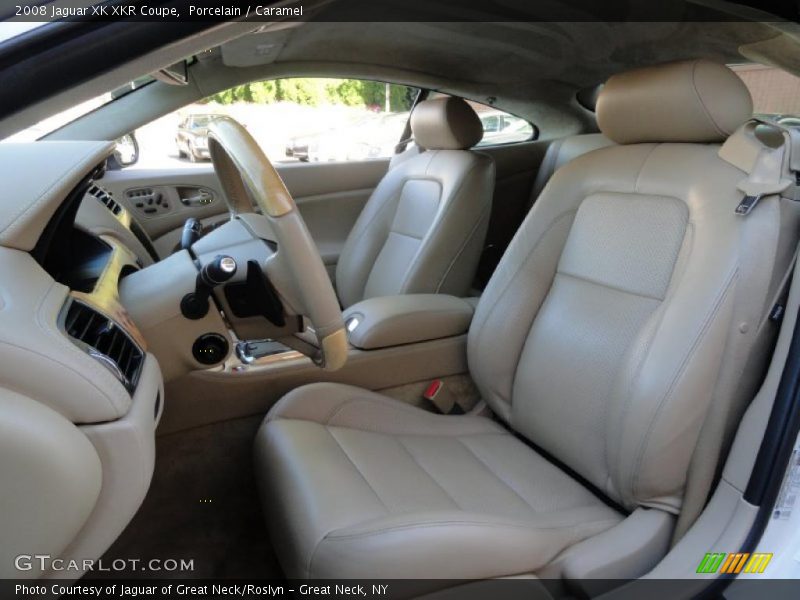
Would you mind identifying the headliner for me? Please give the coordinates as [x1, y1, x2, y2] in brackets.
[213, 19, 799, 135]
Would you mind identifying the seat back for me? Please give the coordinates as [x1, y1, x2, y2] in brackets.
[527, 133, 614, 210]
[335, 97, 495, 308]
[468, 59, 797, 513]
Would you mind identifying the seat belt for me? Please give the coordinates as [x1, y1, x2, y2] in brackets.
[673, 241, 799, 544]
[732, 119, 794, 216]
[674, 119, 800, 544]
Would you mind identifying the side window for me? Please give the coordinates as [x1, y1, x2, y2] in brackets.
[481, 115, 501, 133]
[731, 63, 800, 121]
[131, 78, 419, 168]
[474, 107, 536, 146]
[428, 92, 537, 147]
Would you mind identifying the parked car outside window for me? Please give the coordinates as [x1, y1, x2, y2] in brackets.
[128, 78, 419, 169]
[175, 114, 218, 162]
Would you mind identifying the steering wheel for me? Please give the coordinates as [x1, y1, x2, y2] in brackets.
[206, 118, 347, 371]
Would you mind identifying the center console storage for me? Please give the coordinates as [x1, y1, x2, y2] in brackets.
[161, 294, 478, 433]
[343, 294, 475, 350]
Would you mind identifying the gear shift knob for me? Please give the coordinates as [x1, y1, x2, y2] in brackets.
[199, 255, 237, 286]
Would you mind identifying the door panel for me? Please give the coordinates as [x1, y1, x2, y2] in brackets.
[99, 158, 390, 272]
[101, 167, 226, 238]
[277, 159, 390, 275]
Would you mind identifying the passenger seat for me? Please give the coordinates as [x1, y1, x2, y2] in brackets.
[476, 133, 613, 286]
[527, 133, 614, 210]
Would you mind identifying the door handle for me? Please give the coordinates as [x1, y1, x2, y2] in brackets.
[180, 190, 214, 206]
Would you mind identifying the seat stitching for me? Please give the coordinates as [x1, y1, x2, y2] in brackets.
[324, 427, 390, 511]
[327, 394, 454, 423]
[397, 153, 488, 293]
[339, 167, 419, 302]
[362, 189, 411, 297]
[278, 390, 509, 435]
[478, 210, 576, 331]
[321, 398, 362, 424]
[395, 437, 463, 510]
[455, 437, 538, 514]
[435, 199, 492, 293]
[633, 144, 660, 192]
[689, 59, 728, 137]
[394, 150, 445, 293]
[305, 427, 391, 578]
[629, 267, 738, 501]
[322, 516, 622, 541]
[473, 209, 578, 406]
[385, 229, 425, 241]
[556, 271, 665, 302]
[345, 151, 435, 262]
[608, 221, 694, 496]
[300, 392, 506, 436]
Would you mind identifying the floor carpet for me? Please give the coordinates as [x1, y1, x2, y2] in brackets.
[93, 415, 282, 579]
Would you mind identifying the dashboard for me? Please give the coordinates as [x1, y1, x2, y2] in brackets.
[0, 140, 164, 577]
[32, 156, 159, 399]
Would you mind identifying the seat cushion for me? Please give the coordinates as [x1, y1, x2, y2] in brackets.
[254, 383, 622, 579]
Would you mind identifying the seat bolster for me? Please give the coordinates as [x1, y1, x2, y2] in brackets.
[311, 508, 621, 579]
[266, 382, 506, 436]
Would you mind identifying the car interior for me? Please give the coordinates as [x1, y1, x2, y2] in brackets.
[3, 10, 800, 598]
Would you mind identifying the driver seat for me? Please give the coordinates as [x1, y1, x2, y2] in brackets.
[255, 60, 788, 580]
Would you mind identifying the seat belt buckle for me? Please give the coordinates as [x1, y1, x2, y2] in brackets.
[735, 194, 763, 216]
[422, 379, 465, 415]
[423, 379, 443, 402]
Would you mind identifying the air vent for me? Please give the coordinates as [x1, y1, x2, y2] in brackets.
[64, 300, 144, 394]
[88, 184, 123, 216]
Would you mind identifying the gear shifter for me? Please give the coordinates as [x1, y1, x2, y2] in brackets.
[181, 254, 237, 320]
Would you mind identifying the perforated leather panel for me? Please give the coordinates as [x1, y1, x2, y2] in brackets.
[512, 193, 689, 495]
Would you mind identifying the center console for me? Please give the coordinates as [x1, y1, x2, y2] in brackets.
[342, 293, 474, 350]
[160, 293, 478, 433]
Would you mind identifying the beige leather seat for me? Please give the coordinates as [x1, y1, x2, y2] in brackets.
[255, 60, 788, 580]
[528, 133, 613, 208]
[335, 97, 495, 308]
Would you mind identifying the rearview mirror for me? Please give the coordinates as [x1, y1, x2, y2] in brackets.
[112, 133, 139, 168]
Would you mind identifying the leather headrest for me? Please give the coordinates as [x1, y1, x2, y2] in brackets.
[597, 59, 753, 145]
[411, 97, 483, 150]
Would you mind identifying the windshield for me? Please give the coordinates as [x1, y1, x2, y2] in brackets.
[0, 22, 47, 44]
